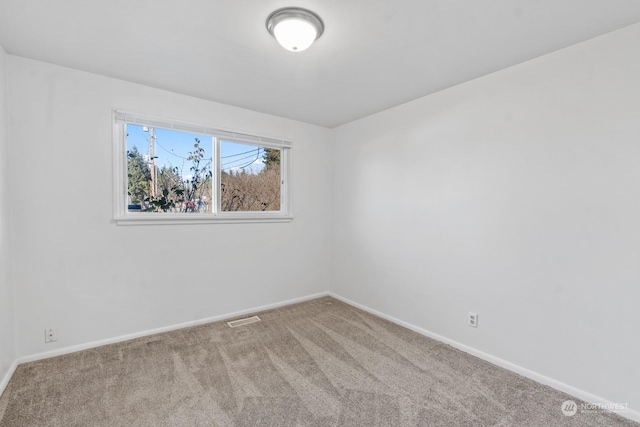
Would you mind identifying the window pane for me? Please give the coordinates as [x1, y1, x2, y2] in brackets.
[220, 141, 281, 212]
[126, 124, 212, 213]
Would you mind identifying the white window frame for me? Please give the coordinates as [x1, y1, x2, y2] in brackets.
[113, 110, 292, 225]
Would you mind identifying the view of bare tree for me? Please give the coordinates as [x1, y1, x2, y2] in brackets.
[221, 167, 280, 212]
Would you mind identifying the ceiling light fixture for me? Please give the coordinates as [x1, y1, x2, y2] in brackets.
[266, 7, 324, 52]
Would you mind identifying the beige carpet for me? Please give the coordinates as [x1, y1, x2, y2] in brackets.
[0, 296, 636, 426]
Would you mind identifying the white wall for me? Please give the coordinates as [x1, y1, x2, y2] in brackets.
[4, 19, 640, 419]
[0, 45, 16, 389]
[332, 23, 640, 412]
[6, 56, 333, 357]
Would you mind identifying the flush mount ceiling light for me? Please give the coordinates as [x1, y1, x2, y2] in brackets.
[266, 7, 324, 52]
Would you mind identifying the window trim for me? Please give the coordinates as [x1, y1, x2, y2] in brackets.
[112, 109, 292, 225]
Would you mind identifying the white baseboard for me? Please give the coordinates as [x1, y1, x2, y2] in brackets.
[6, 290, 639, 423]
[329, 292, 640, 423]
[0, 360, 18, 399]
[16, 291, 329, 365]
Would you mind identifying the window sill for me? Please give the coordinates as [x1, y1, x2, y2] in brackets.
[114, 213, 293, 226]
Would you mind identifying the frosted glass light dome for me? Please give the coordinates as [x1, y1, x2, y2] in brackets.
[267, 8, 324, 52]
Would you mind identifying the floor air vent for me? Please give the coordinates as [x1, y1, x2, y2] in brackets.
[227, 315, 261, 328]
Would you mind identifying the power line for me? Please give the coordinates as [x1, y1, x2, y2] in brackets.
[222, 158, 261, 172]
[221, 148, 260, 159]
[221, 149, 263, 168]
[154, 140, 189, 160]
[137, 135, 260, 167]
[155, 139, 213, 162]
[222, 149, 263, 172]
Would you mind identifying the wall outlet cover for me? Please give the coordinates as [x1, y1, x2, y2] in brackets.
[468, 312, 478, 328]
[45, 328, 57, 343]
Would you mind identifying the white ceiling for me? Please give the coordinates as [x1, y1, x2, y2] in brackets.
[1, 1, 640, 128]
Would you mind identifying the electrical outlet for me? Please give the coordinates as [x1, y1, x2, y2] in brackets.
[468, 312, 478, 328]
[45, 328, 57, 343]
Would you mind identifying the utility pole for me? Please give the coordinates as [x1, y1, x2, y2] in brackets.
[149, 127, 157, 198]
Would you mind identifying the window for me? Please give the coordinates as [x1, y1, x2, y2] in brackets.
[113, 111, 291, 224]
